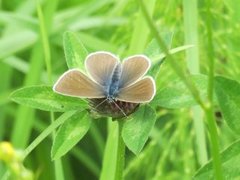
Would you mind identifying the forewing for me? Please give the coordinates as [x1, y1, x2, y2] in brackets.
[53, 69, 105, 98]
[85, 51, 119, 86]
[117, 77, 156, 103]
[119, 55, 151, 88]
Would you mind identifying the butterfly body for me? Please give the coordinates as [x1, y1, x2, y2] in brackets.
[105, 63, 122, 100]
[53, 51, 156, 118]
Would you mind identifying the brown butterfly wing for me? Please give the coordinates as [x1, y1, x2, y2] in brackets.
[119, 55, 151, 88]
[53, 69, 105, 98]
[85, 51, 119, 86]
[116, 76, 156, 103]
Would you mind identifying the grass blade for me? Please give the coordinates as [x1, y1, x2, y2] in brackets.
[183, 0, 208, 165]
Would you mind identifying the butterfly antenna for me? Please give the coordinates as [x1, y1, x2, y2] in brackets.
[111, 99, 127, 118]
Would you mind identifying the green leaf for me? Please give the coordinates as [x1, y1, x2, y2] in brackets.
[122, 105, 156, 154]
[148, 44, 194, 77]
[51, 110, 91, 160]
[10, 85, 88, 112]
[151, 74, 208, 108]
[77, 32, 118, 52]
[151, 44, 194, 63]
[63, 31, 88, 70]
[144, 33, 173, 61]
[194, 140, 240, 179]
[145, 38, 194, 77]
[215, 76, 240, 135]
[24, 110, 78, 158]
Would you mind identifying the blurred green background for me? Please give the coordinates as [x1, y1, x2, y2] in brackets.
[0, 0, 240, 179]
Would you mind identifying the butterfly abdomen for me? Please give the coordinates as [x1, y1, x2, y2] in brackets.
[88, 98, 139, 118]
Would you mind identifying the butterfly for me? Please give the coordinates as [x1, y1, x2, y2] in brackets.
[53, 51, 156, 118]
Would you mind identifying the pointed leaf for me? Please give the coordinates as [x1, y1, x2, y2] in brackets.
[151, 74, 208, 108]
[122, 105, 156, 154]
[11, 85, 88, 112]
[194, 140, 240, 179]
[63, 31, 88, 69]
[215, 76, 240, 134]
[23, 110, 77, 158]
[147, 44, 195, 77]
[51, 110, 91, 159]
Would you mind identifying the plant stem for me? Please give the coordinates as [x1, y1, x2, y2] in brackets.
[206, 107, 223, 180]
[100, 119, 126, 180]
[137, 0, 205, 109]
[50, 112, 64, 180]
[138, 0, 223, 179]
[37, 1, 65, 179]
[115, 121, 125, 180]
[100, 119, 117, 180]
[205, 0, 223, 179]
[30, 117, 100, 177]
[23, 111, 77, 158]
[183, 0, 208, 165]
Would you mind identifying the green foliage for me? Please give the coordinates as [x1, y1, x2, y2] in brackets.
[0, 30, 37, 59]
[122, 105, 156, 154]
[215, 76, 240, 135]
[151, 75, 208, 108]
[194, 140, 240, 179]
[10, 86, 88, 112]
[51, 110, 91, 159]
[147, 44, 194, 77]
[23, 110, 78, 158]
[100, 120, 119, 180]
[2, 0, 240, 179]
[63, 31, 88, 70]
